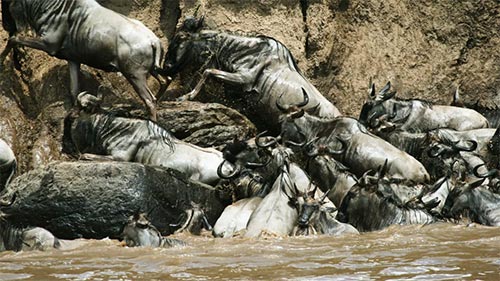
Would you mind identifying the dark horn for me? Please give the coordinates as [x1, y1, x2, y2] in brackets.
[427, 144, 448, 158]
[319, 188, 332, 203]
[255, 131, 278, 148]
[275, 93, 288, 112]
[297, 88, 310, 108]
[245, 157, 272, 169]
[452, 140, 478, 152]
[284, 131, 307, 147]
[472, 164, 498, 178]
[217, 160, 240, 179]
[327, 137, 347, 155]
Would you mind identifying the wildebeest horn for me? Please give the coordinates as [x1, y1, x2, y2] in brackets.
[451, 140, 477, 152]
[284, 131, 307, 147]
[319, 188, 332, 203]
[427, 144, 453, 158]
[472, 163, 498, 178]
[429, 176, 449, 194]
[0, 192, 16, 208]
[327, 137, 347, 155]
[368, 77, 376, 99]
[77, 91, 101, 108]
[378, 159, 389, 179]
[297, 88, 310, 108]
[217, 160, 240, 179]
[255, 131, 278, 148]
[245, 157, 271, 169]
[275, 93, 288, 112]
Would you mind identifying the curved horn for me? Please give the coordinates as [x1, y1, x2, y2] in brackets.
[245, 157, 272, 169]
[427, 144, 452, 158]
[284, 131, 307, 147]
[378, 159, 389, 179]
[255, 131, 278, 148]
[275, 93, 288, 112]
[451, 140, 478, 152]
[327, 137, 347, 155]
[217, 160, 240, 179]
[319, 188, 332, 203]
[368, 81, 376, 99]
[429, 176, 449, 194]
[472, 164, 498, 178]
[297, 88, 310, 108]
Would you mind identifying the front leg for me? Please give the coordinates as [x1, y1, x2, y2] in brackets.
[79, 153, 117, 162]
[177, 69, 251, 101]
[68, 61, 81, 105]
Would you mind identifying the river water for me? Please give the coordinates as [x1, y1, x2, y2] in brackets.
[0, 223, 499, 280]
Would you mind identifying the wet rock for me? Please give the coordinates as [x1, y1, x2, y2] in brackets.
[0, 161, 231, 239]
[131, 101, 257, 148]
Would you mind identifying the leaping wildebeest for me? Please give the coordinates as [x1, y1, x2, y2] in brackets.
[63, 92, 232, 185]
[359, 82, 489, 133]
[163, 17, 341, 132]
[0, 0, 168, 121]
[0, 138, 16, 191]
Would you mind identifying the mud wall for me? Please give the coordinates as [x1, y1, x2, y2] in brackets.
[1, 0, 499, 174]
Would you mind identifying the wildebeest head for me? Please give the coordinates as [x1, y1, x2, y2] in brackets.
[294, 185, 333, 228]
[359, 81, 398, 132]
[163, 16, 208, 77]
[173, 202, 213, 235]
[441, 178, 487, 222]
[122, 212, 161, 247]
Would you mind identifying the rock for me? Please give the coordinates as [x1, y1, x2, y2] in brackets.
[131, 101, 257, 148]
[0, 161, 231, 239]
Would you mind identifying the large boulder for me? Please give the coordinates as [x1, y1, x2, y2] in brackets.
[0, 161, 231, 239]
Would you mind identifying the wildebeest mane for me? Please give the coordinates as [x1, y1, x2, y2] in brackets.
[1, 0, 17, 34]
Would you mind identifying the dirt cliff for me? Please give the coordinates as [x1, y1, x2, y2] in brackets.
[1, 0, 499, 174]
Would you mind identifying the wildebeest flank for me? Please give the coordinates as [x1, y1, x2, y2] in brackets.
[63, 93, 229, 185]
[0, 0, 167, 121]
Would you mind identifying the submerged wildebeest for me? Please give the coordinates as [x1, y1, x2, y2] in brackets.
[279, 96, 430, 183]
[0, 194, 61, 252]
[359, 82, 489, 133]
[63, 92, 231, 185]
[291, 185, 359, 236]
[0, 138, 16, 191]
[162, 16, 341, 132]
[442, 179, 500, 226]
[172, 202, 213, 235]
[337, 166, 438, 232]
[0, 0, 168, 121]
[122, 213, 186, 248]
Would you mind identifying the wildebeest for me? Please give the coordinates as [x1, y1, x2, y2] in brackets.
[173, 202, 213, 235]
[0, 138, 16, 191]
[0, 194, 61, 252]
[442, 179, 500, 226]
[212, 197, 262, 238]
[451, 88, 500, 128]
[280, 100, 430, 182]
[337, 166, 438, 232]
[63, 92, 231, 185]
[291, 186, 359, 236]
[163, 17, 341, 132]
[122, 213, 186, 248]
[359, 82, 489, 133]
[0, 0, 168, 121]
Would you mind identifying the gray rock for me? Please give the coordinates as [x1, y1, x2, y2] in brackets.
[0, 161, 231, 239]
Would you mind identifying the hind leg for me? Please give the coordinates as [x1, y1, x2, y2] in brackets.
[126, 73, 158, 121]
[151, 71, 171, 102]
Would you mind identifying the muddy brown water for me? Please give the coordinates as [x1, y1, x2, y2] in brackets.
[0, 223, 499, 280]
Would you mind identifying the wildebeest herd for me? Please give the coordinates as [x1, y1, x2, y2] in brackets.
[1, 0, 499, 252]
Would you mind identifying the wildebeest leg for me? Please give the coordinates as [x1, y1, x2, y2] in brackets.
[5, 36, 61, 56]
[0, 40, 15, 71]
[126, 73, 158, 121]
[68, 61, 81, 105]
[79, 153, 116, 161]
[177, 69, 256, 101]
[151, 72, 170, 102]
